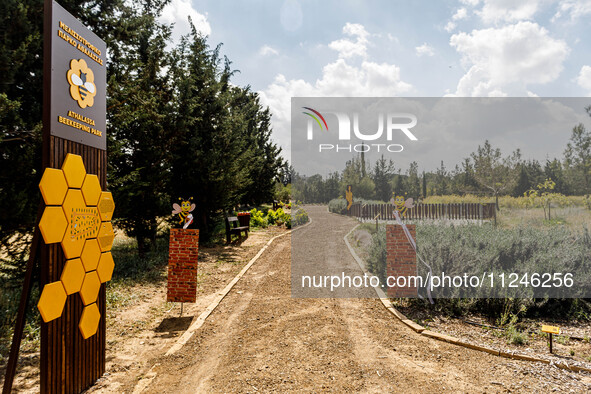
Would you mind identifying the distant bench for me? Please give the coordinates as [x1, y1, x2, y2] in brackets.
[225, 216, 249, 243]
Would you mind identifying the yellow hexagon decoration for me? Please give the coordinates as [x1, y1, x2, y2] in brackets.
[98, 191, 115, 221]
[37, 153, 115, 339]
[39, 168, 68, 206]
[62, 153, 86, 188]
[81, 239, 101, 272]
[79, 271, 101, 306]
[39, 207, 68, 244]
[97, 252, 114, 283]
[60, 258, 85, 295]
[61, 189, 100, 259]
[37, 281, 67, 323]
[81, 174, 102, 206]
[79, 303, 100, 339]
[97, 222, 114, 252]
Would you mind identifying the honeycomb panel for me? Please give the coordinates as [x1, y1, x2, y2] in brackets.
[61, 153, 87, 188]
[39, 168, 68, 206]
[79, 271, 101, 305]
[97, 252, 114, 283]
[98, 191, 115, 221]
[60, 258, 85, 295]
[79, 303, 100, 339]
[81, 174, 102, 206]
[37, 281, 67, 323]
[81, 239, 101, 272]
[97, 222, 114, 252]
[39, 206, 68, 244]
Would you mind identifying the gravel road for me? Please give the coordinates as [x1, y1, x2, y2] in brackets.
[126, 206, 591, 393]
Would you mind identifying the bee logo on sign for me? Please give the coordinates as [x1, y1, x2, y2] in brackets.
[67, 59, 96, 108]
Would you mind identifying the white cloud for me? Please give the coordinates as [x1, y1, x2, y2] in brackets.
[259, 45, 279, 56]
[577, 65, 591, 95]
[450, 22, 569, 96]
[445, 21, 457, 32]
[259, 23, 413, 160]
[460, 0, 480, 6]
[328, 23, 370, 59]
[453, 8, 468, 20]
[160, 0, 211, 42]
[387, 33, 399, 43]
[553, 0, 591, 21]
[476, 0, 541, 24]
[415, 43, 435, 57]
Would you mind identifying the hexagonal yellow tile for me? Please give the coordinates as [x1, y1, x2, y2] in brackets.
[39, 168, 68, 206]
[81, 174, 102, 206]
[79, 303, 100, 339]
[79, 271, 101, 305]
[37, 281, 67, 323]
[97, 252, 114, 283]
[61, 153, 86, 188]
[98, 191, 115, 221]
[61, 221, 86, 259]
[39, 206, 68, 244]
[97, 222, 114, 252]
[62, 189, 86, 224]
[60, 258, 85, 295]
[81, 239, 101, 272]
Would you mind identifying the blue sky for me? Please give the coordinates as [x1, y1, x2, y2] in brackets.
[160, 0, 591, 165]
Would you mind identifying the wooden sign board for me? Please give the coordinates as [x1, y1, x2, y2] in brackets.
[40, 1, 108, 392]
[47, 0, 107, 150]
[541, 325, 560, 335]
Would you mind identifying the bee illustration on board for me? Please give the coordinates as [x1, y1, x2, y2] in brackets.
[70, 71, 95, 100]
[390, 193, 414, 218]
[172, 197, 196, 229]
[66, 59, 96, 108]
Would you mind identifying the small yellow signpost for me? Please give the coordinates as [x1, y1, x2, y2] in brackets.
[542, 325, 560, 353]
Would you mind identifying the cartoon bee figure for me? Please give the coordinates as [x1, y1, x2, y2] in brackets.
[172, 197, 195, 229]
[390, 193, 414, 218]
[67, 59, 97, 108]
[70, 71, 95, 100]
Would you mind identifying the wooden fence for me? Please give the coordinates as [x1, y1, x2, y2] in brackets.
[348, 202, 496, 221]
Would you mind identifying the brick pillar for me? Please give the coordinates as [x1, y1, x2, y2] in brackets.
[167, 228, 199, 302]
[386, 224, 418, 297]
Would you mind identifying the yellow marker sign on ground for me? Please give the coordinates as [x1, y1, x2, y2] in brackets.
[542, 325, 560, 335]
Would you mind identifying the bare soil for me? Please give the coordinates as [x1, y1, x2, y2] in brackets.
[1, 226, 285, 393]
[99, 206, 591, 392]
[5, 206, 591, 392]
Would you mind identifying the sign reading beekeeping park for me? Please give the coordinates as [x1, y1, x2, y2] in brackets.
[49, 0, 106, 150]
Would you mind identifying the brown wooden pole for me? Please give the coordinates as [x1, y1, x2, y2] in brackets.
[2, 203, 43, 394]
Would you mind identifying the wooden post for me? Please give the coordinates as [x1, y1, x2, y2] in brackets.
[549, 333, 553, 353]
[2, 205, 43, 394]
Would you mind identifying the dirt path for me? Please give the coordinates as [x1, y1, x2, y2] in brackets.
[110, 206, 590, 393]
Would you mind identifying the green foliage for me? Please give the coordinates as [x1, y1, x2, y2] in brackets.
[291, 207, 309, 227]
[274, 182, 291, 202]
[328, 198, 348, 213]
[110, 236, 169, 283]
[249, 208, 268, 228]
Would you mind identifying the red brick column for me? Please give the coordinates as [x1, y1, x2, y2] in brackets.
[167, 228, 199, 302]
[386, 224, 418, 297]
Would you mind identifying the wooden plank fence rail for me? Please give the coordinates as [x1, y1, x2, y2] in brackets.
[347, 202, 496, 221]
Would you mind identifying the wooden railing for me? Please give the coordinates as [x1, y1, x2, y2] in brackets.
[347, 202, 496, 221]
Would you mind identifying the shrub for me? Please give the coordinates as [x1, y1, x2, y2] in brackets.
[292, 207, 309, 227]
[328, 198, 347, 213]
[249, 208, 268, 228]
